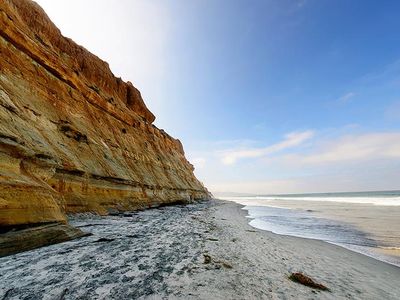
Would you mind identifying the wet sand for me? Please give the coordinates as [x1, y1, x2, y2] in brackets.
[239, 198, 400, 266]
[0, 200, 399, 299]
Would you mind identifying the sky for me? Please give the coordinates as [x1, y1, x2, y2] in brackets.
[34, 0, 400, 194]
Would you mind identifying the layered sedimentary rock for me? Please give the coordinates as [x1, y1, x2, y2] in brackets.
[0, 223, 90, 257]
[0, 0, 209, 233]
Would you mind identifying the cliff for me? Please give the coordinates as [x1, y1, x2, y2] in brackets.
[0, 0, 209, 239]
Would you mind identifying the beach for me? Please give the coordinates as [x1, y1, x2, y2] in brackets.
[223, 191, 400, 267]
[1, 1, 399, 300]
[1, 199, 399, 299]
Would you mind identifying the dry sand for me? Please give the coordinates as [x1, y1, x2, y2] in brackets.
[0, 199, 399, 299]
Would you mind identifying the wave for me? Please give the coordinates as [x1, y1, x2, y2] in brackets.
[378, 246, 400, 251]
[219, 195, 400, 206]
[243, 205, 400, 267]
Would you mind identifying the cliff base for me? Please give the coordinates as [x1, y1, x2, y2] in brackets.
[0, 222, 89, 257]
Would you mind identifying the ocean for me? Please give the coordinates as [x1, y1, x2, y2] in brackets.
[220, 190, 400, 267]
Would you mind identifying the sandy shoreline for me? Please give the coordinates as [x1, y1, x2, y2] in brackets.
[234, 196, 400, 267]
[0, 199, 399, 299]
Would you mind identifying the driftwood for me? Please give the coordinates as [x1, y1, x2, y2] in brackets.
[289, 272, 330, 291]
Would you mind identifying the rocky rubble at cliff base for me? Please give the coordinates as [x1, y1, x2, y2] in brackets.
[0, 202, 212, 299]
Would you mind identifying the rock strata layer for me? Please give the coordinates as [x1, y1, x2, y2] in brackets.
[0, 223, 89, 257]
[0, 0, 209, 234]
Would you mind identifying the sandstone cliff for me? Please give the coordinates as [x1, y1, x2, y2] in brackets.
[0, 0, 209, 235]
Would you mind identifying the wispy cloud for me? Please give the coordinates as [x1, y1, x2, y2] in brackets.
[281, 132, 400, 166]
[209, 163, 400, 194]
[188, 129, 400, 194]
[359, 59, 400, 84]
[219, 130, 314, 165]
[336, 92, 356, 103]
[191, 157, 206, 169]
[297, 0, 307, 8]
[385, 101, 400, 121]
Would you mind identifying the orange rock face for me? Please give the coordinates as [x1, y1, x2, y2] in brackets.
[0, 0, 209, 228]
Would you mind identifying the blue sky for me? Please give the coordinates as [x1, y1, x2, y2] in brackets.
[35, 0, 400, 194]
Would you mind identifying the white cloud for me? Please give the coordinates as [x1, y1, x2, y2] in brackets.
[336, 92, 356, 103]
[209, 165, 400, 194]
[385, 101, 400, 121]
[219, 130, 314, 165]
[297, 0, 307, 8]
[199, 130, 400, 194]
[359, 59, 400, 84]
[209, 179, 299, 195]
[282, 132, 400, 166]
[191, 157, 206, 169]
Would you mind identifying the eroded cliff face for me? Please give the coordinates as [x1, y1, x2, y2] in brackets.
[0, 0, 209, 229]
